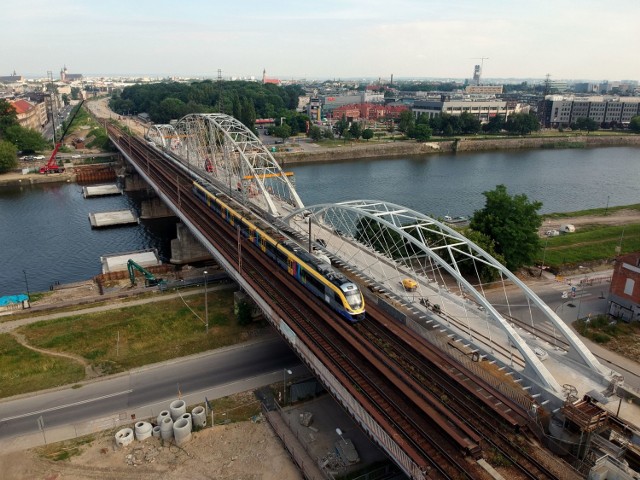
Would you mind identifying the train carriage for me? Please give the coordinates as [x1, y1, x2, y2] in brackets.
[192, 181, 365, 322]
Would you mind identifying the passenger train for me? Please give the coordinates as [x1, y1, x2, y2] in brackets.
[192, 181, 365, 323]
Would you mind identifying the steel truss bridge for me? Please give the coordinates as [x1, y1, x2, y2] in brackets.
[111, 113, 617, 479]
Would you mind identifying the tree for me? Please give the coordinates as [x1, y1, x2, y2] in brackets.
[630, 116, 640, 133]
[348, 122, 362, 140]
[459, 112, 481, 134]
[3, 125, 48, 153]
[0, 140, 18, 173]
[333, 114, 349, 138]
[271, 124, 291, 143]
[470, 184, 542, 271]
[398, 110, 414, 135]
[574, 117, 599, 133]
[412, 124, 432, 142]
[362, 128, 374, 141]
[505, 113, 540, 135]
[484, 114, 506, 134]
[0, 99, 19, 137]
[308, 125, 323, 141]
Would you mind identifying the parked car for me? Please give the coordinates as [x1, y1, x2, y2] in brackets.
[33, 155, 45, 160]
[545, 229, 560, 237]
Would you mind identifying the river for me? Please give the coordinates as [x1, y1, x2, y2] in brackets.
[1, 146, 638, 297]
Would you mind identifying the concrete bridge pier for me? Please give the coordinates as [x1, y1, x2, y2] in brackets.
[122, 172, 149, 192]
[140, 197, 176, 220]
[170, 222, 214, 264]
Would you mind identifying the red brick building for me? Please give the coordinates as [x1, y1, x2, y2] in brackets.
[329, 103, 408, 122]
[608, 252, 640, 321]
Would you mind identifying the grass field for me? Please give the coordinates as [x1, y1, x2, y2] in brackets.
[0, 290, 257, 398]
[542, 204, 640, 220]
[536, 224, 640, 268]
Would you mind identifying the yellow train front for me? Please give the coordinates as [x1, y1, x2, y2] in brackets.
[193, 181, 365, 323]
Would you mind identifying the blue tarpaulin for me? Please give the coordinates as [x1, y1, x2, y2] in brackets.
[0, 294, 28, 307]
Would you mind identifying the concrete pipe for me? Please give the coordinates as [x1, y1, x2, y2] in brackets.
[173, 418, 192, 446]
[152, 425, 161, 438]
[157, 410, 171, 425]
[160, 416, 174, 440]
[134, 421, 153, 441]
[115, 427, 134, 447]
[181, 412, 193, 430]
[191, 406, 206, 428]
[169, 400, 186, 421]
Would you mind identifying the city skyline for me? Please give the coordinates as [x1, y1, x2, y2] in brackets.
[3, 0, 639, 82]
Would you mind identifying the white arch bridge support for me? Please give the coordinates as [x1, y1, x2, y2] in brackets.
[284, 200, 609, 394]
[146, 124, 181, 150]
[167, 113, 304, 217]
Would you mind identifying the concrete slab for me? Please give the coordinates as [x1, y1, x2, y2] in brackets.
[83, 184, 122, 198]
[100, 249, 160, 274]
[89, 209, 139, 228]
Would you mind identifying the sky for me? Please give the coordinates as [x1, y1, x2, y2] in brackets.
[3, 0, 639, 82]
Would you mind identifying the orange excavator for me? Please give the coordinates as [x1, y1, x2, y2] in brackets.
[40, 100, 84, 174]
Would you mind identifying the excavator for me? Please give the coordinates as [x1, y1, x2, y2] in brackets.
[39, 99, 85, 174]
[127, 259, 164, 287]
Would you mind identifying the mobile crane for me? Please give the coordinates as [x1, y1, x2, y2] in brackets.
[127, 259, 164, 287]
[39, 99, 85, 174]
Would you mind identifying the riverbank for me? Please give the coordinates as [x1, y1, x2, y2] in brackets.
[276, 132, 640, 165]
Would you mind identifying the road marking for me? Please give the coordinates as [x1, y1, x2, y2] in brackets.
[0, 389, 133, 422]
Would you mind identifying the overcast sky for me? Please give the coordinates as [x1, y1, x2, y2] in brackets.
[3, 0, 638, 81]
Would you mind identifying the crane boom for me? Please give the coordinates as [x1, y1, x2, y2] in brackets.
[40, 99, 85, 174]
[127, 259, 164, 287]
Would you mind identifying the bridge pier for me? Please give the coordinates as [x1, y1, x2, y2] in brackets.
[122, 172, 148, 192]
[140, 197, 175, 220]
[170, 222, 214, 264]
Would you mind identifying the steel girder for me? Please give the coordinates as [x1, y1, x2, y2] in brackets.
[285, 200, 608, 393]
[172, 113, 304, 217]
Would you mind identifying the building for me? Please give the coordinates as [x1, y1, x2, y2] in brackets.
[329, 103, 408, 122]
[60, 65, 82, 82]
[10, 99, 47, 131]
[541, 95, 640, 128]
[321, 92, 385, 114]
[306, 97, 321, 123]
[0, 71, 23, 83]
[261, 69, 280, 85]
[608, 252, 640, 322]
[465, 85, 503, 95]
[412, 97, 509, 122]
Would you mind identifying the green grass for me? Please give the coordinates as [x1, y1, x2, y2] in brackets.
[537, 224, 640, 268]
[575, 315, 640, 362]
[0, 290, 260, 398]
[19, 291, 249, 376]
[0, 334, 85, 398]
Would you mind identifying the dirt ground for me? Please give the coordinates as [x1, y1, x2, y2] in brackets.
[0, 416, 302, 480]
[538, 208, 640, 236]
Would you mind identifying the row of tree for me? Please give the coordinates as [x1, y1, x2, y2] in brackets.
[109, 81, 305, 130]
[0, 99, 49, 173]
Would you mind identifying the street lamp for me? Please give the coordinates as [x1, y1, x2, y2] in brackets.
[283, 369, 292, 405]
[336, 428, 347, 444]
[203, 270, 209, 334]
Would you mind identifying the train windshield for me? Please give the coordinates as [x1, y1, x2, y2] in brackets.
[342, 285, 363, 310]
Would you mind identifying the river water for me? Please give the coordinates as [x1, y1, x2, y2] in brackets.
[1, 146, 638, 297]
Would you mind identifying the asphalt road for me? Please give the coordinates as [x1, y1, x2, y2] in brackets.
[0, 335, 300, 443]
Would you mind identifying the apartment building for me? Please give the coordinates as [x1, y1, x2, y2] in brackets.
[541, 95, 640, 127]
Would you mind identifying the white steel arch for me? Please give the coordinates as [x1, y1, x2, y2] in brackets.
[173, 113, 304, 217]
[146, 124, 181, 150]
[284, 200, 609, 393]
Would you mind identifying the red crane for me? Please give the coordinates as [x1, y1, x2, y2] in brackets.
[40, 100, 85, 174]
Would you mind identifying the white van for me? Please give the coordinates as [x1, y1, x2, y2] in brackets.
[560, 224, 576, 233]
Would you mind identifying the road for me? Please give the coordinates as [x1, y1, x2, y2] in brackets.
[0, 334, 301, 448]
[485, 273, 640, 391]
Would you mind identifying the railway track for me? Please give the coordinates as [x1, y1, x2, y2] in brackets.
[109, 126, 576, 479]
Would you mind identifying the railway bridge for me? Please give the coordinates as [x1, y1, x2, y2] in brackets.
[107, 114, 626, 479]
